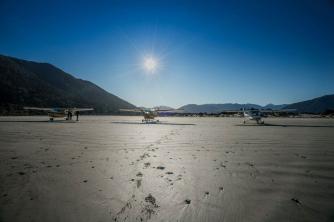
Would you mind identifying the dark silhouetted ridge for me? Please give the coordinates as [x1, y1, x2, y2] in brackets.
[284, 95, 334, 113]
[0, 54, 135, 114]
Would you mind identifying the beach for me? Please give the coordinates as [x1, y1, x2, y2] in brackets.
[0, 116, 333, 222]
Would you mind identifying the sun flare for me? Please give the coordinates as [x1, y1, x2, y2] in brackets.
[143, 56, 158, 73]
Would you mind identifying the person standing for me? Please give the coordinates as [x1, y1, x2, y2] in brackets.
[76, 111, 79, 121]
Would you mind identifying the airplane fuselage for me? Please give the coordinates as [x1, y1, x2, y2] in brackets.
[243, 110, 264, 124]
[48, 112, 66, 118]
[142, 111, 159, 123]
[48, 109, 73, 121]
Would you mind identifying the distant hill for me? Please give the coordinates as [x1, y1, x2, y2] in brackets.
[284, 95, 334, 113]
[180, 95, 334, 114]
[154, 106, 174, 110]
[179, 103, 263, 113]
[0, 55, 135, 114]
[263, 104, 288, 110]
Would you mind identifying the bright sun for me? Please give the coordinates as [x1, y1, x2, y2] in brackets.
[144, 57, 157, 73]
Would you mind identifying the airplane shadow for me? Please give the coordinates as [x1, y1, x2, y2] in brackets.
[111, 121, 196, 126]
[236, 123, 334, 128]
[0, 120, 77, 123]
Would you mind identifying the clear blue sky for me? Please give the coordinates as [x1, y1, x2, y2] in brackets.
[1, 0, 333, 107]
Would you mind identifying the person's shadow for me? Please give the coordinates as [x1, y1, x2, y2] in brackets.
[0, 120, 77, 123]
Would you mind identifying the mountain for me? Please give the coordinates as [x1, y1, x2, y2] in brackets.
[263, 104, 288, 110]
[283, 95, 334, 113]
[180, 95, 334, 114]
[179, 103, 263, 113]
[0, 55, 135, 114]
[154, 106, 174, 110]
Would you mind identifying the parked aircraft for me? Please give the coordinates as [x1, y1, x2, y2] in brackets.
[119, 107, 182, 123]
[223, 108, 296, 124]
[24, 107, 94, 121]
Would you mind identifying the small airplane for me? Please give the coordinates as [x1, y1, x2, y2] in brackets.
[119, 107, 183, 123]
[24, 107, 94, 121]
[222, 108, 296, 124]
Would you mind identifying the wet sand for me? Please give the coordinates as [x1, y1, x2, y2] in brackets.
[0, 116, 334, 222]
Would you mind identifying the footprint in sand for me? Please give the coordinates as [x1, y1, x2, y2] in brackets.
[142, 194, 160, 219]
[140, 153, 150, 160]
[165, 178, 172, 183]
[176, 175, 182, 180]
[145, 194, 159, 207]
[291, 198, 301, 205]
[136, 179, 142, 188]
[220, 163, 226, 168]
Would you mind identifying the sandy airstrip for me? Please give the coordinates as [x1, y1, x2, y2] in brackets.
[0, 116, 333, 222]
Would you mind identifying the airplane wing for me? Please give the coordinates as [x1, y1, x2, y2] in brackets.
[260, 109, 296, 113]
[220, 110, 244, 113]
[72, 108, 94, 112]
[156, 108, 184, 113]
[119, 108, 144, 112]
[24, 107, 55, 111]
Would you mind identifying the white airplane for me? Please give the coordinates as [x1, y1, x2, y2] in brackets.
[223, 108, 296, 124]
[24, 107, 94, 121]
[120, 107, 183, 123]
